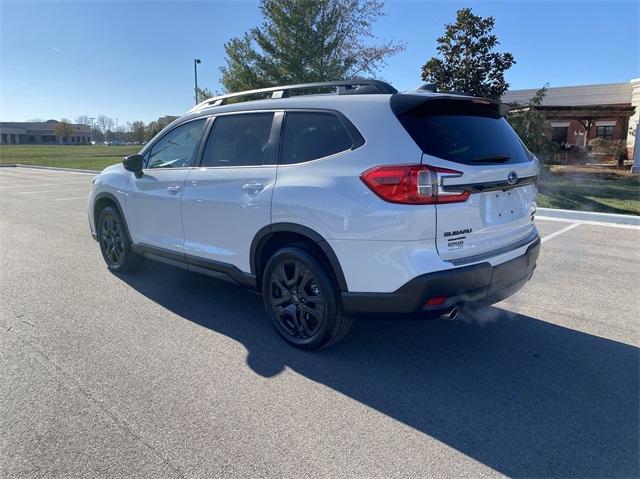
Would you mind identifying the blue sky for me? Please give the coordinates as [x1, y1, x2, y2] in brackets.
[1, 0, 638, 124]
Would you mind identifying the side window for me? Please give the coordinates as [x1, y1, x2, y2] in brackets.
[146, 119, 206, 169]
[201, 113, 275, 167]
[280, 112, 354, 165]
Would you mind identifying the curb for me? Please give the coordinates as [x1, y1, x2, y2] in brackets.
[537, 207, 640, 226]
[1, 164, 638, 226]
[0, 164, 100, 174]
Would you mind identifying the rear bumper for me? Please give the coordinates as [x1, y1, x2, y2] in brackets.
[341, 235, 540, 318]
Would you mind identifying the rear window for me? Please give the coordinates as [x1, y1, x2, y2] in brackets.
[280, 112, 354, 164]
[395, 98, 531, 165]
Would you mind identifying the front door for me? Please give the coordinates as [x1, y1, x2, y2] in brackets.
[181, 111, 280, 273]
[126, 118, 207, 253]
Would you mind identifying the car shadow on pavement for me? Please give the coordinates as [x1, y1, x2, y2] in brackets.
[119, 261, 639, 478]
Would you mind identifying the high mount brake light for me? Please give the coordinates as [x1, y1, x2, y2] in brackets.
[360, 164, 470, 205]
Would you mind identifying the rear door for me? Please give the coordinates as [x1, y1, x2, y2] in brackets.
[394, 96, 538, 262]
[181, 111, 280, 272]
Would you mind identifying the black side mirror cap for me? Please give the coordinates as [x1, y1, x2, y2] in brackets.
[123, 154, 144, 178]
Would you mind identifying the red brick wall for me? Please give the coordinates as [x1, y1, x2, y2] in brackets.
[587, 120, 624, 141]
[551, 119, 624, 146]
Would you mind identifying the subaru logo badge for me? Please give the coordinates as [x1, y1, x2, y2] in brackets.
[507, 171, 518, 185]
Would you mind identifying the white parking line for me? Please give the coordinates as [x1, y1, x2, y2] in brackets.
[536, 216, 640, 230]
[54, 196, 87, 201]
[540, 222, 580, 243]
[20, 169, 95, 174]
[0, 177, 91, 183]
[0, 172, 93, 179]
[18, 188, 88, 195]
[0, 183, 68, 189]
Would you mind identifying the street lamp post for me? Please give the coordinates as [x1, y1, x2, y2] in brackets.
[89, 117, 95, 143]
[194, 58, 202, 105]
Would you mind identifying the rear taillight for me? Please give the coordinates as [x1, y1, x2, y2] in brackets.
[360, 164, 470, 205]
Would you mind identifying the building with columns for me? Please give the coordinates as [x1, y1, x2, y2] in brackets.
[503, 78, 640, 160]
[0, 120, 91, 145]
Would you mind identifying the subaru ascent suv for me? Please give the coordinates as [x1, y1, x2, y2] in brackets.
[88, 80, 540, 350]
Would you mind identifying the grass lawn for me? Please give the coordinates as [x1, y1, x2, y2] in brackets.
[537, 165, 640, 216]
[0, 144, 141, 171]
[1, 145, 638, 215]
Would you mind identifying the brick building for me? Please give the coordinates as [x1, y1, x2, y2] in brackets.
[503, 79, 639, 158]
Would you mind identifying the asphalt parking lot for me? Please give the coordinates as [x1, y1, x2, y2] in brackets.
[1, 167, 638, 478]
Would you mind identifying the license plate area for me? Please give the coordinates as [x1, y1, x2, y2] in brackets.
[482, 189, 527, 226]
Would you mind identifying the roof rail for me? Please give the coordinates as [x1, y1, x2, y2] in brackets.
[189, 79, 397, 112]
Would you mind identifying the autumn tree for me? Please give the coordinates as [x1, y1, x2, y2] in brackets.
[421, 8, 515, 100]
[54, 120, 75, 145]
[220, 0, 404, 92]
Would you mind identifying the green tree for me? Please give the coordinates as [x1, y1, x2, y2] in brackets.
[130, 121, 146, 142]
[144, 121, 160, 142]
[195, 87, 216, 103]
[91, 127, 104, 143]
[105, 129, 116, 142]
[507, 84, 555, 160]
[421, 8, 515, 100]
[220, 0, 404, 92]
[54, 120, 75, 145]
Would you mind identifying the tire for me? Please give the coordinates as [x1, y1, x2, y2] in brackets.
[97, 206, 143, 273]
[261, 246, 352, 350]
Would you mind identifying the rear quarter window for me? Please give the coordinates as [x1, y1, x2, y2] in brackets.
[280, 111, 355, 164]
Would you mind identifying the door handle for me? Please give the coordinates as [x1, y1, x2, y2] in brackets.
[241, 182, 264, 192]
[167, 185, 182, 193]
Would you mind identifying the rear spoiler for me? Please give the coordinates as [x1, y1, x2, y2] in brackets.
[391, 93, 511, 118]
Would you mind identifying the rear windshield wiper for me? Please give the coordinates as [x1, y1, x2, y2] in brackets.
[470, 154, 511, 164]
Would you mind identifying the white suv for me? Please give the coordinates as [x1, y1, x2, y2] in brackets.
[88, 80, 540, 350]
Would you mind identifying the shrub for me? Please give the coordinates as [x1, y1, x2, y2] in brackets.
[588, 138, 626, 155]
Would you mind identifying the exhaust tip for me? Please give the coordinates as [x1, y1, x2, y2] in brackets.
[439, 307, 459, 321]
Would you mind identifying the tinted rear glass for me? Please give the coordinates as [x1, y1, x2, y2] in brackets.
[202, 113, 274, 167]
[396, 98, 531, 165]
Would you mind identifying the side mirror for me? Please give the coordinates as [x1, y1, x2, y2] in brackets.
[123, 154, 144, 178]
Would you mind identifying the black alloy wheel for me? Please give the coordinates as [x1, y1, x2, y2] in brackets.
[97, 206, 143, 272]
[100, 211, 125, 267]
[262, 247, 352, 350]
[269, 258, 325, 339]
